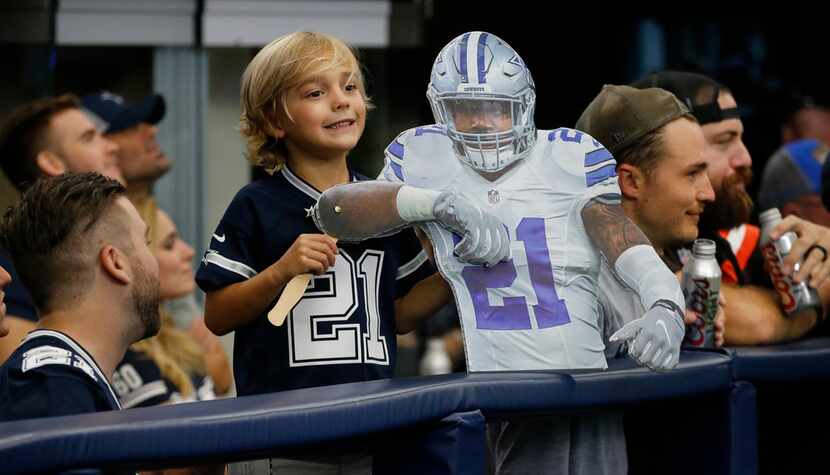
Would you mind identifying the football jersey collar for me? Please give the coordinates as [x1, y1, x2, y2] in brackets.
[281, 166, 358, 200]
[24, 329, 122, 409]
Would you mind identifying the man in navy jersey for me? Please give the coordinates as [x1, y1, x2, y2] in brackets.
[0, 173, 160, 421]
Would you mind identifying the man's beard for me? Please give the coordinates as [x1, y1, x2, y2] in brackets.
[129, 257, 161, 340]
[699, 166, 754, 233]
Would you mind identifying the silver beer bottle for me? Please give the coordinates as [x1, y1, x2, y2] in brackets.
[759, 208, 822, 316]
[682, 239, 721, 348]
[419, 338, 452, 375]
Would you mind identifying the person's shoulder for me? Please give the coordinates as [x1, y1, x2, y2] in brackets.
[387, 125, 452, 160]
[12, 334, 101, 384]
[217, 181, 261, 222]
[7, 366, 109, 420]
[113, 349, 171, 408]
[117, 348, 163, 378]
[539, 127, 608, 161]
[533, 128, 614, 183]
[219, 173, 295, 225]
[384, 124, 460, 188]
[397, 124, 450, 142]
[230, 172, 289, 202]
[0, 336, 103, 411]
[0, 369, 101, 421]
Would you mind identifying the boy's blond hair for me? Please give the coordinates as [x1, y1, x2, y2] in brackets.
[240, 31, 372, 171]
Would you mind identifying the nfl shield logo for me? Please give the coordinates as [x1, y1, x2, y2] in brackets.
[488, 189, 500, 204]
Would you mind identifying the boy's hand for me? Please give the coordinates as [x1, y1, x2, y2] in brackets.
[276, 234, 338, 276]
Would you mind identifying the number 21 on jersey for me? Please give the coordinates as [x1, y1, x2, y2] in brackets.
[287, 250, 389, 367]
[460, 217, 571, 330]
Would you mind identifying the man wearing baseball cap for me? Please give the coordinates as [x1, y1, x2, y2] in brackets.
[82, 91, 170, 205]
[630, 71, 830, 345]
[576, 85, 726, 353]
[760, 139, 830, 228]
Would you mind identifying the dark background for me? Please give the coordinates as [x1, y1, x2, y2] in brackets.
[1, 2, 827, 201]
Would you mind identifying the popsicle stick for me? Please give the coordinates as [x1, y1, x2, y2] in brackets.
[267, 273, 313, 326]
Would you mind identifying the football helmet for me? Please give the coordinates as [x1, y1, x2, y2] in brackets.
[427, 32, 537, 172]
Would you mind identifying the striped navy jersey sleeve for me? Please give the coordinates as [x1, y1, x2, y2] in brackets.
[196, 188, 262, 293]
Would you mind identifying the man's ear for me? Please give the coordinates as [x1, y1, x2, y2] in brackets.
[781, 201, 802, 219]
[99, 244, 131, 285]
[35, 150, 67, 177]
[617, 163, 645, 199]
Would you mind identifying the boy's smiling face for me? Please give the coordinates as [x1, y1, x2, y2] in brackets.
[274, 65, 367, 161]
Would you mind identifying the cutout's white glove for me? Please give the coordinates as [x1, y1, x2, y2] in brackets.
[610, 300, 685, 371]
[432, 191, 510, 267]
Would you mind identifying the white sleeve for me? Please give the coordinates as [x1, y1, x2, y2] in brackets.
[614, 245, 685, 313]
[542, 128, 621, 211]
[581, 145, 621, 204]
[378, 131, 408, 183]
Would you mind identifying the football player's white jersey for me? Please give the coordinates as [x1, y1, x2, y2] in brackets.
[381, 125, 621, 371]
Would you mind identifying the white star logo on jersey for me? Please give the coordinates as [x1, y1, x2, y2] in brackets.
[202, 249, 216, 267]
[305, 207, 314, 218]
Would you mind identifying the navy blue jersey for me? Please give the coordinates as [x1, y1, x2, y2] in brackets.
[0, 330, 120, 422]
[0, 248, 38, 322]
[196, 166, 431, 396]
[114, 348, 216, 408]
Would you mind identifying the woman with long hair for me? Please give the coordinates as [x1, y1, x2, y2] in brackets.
[113, 201, 232, 408]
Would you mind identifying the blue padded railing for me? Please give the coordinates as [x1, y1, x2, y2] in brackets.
[6, 337, 830, 474]
[0, 351, 733, 473]
[728, 336, 830, 382]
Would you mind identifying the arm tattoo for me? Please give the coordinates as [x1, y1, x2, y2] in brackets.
[581, 198, 651, 266]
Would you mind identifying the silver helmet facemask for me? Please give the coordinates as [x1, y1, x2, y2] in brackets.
[427, 31, 537, 172]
